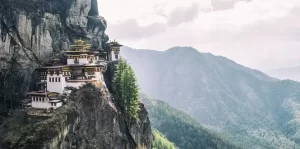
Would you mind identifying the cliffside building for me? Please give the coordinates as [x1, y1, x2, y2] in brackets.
[23, 39, 122, 110]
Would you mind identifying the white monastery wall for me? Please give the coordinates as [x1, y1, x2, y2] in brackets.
[31, 97, 51, 109]
[67, 58, 74, 65]
[66, 82, 86, 89]
[79, 57, 88, 64]
[51, 102, 63, 109]
[47, 73, 65, 94]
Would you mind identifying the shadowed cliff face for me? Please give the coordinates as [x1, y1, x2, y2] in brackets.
[0, 0, 108, 112]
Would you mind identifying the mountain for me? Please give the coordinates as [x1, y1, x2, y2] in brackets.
[151, 131, 177, 149]
[267, 66, 300, 81]
[141, 94, 240, 149]
[121, 46, 300, 148]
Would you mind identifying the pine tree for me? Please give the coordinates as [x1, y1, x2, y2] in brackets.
[113, 58, 140, 124]
[113, 59, 127, 111]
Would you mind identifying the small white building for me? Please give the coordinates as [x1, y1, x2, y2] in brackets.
[27, 91, 62, 109]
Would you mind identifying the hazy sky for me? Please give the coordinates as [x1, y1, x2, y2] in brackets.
[98, 0, 300, 71]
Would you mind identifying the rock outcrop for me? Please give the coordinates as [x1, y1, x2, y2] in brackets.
[0, 0, 109, 107]
[0, 0, 152, 149]
[0, 0, 108, 64]
[0, 84, 152, 149]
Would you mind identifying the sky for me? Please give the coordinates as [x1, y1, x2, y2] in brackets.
[98, 0, 300, 71]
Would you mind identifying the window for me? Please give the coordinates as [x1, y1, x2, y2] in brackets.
[55, 77, 57, 82]
[52, 77, 54, 82]
[49, 77, 51, 82]
[58, 77, 61, 82]
[74, 57, 79, 63]
[54, 103, 56, 107]
[42, 98, 44, 102]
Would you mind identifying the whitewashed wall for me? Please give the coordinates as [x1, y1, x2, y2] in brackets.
[47, 74, 65, 94]
[31, 97, 51, 109]
[67, 58, 74, 65]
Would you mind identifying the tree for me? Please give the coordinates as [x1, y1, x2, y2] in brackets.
[113, 58, 139, 124]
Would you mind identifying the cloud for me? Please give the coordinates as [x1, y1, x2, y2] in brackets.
[167, 3, 200, 26]
[211, 0, 252, 11]
[106, 19, 166, 40]
[126, 5, 300, 70]
[100, 0, 300, 70]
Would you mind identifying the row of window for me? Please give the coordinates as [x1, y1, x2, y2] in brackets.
[32, 97, 47, 102]
[51, 103, 57, 106]
[70, 57, 96, 64]
[41, 72, 47, 76]
[41, 76, 47, 80]
[49, 77, 61, 82]
[68, 56, 99, 59]
[63, 72, 71, 76]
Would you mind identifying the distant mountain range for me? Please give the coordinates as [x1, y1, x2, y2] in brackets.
[122, 46, 300, 148]
[267, 66, 300, 81]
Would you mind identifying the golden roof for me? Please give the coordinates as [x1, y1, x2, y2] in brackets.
[107, 40, 123, 48]
[75, 39, 85, 45]
[69, 39, 93, 51]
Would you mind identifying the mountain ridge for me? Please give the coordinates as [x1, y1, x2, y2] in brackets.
[121, 46, 300, 148]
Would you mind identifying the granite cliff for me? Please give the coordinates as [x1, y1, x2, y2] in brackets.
[0, 83, 152, 149]
[0, 0, 152, 149]
[0, 0, 108, 112]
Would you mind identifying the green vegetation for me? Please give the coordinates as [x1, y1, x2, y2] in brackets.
[141, 94, 240, 149]
[113, 58, 139, 123]
[122, 47, 300, 148]
[152, 131, 177, 149]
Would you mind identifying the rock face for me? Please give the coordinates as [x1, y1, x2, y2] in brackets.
[0, 0, 152, 148]
[0, 0, 108, 64]
[0, 84, 152, 149]
[62, 85, 152, 149]
[0, 0, 109, 112]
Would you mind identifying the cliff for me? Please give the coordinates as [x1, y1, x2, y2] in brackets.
[0, 0, 152, 148]
[0, 0, 108, 112]
[0, 83, 152, 149]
